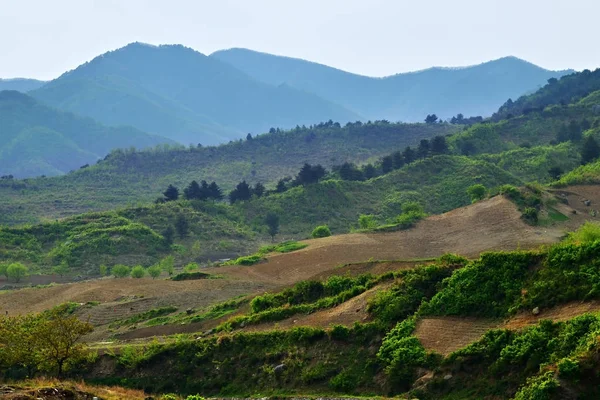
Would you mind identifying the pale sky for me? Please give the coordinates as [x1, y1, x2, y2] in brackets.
[1, 0, 598, 80]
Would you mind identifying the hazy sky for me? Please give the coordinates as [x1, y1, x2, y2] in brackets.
[1, 0, 599, 80]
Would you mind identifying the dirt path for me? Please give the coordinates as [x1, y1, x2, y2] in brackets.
[505, 301, 600, 330]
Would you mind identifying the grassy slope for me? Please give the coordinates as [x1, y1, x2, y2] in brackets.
[0, 122, 456, 225]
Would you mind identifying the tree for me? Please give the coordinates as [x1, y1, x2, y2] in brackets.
[568, 120, 582, 142]
[0, 313, 43, 377]
[99, 265, 108, 276]
[430, 135, 449, 155]
[467, 184, 487, 203]
[275, 179, 287, 193]
[246, 133, 253, 140]
[229, 180, 252, 203]
[52, 263, 69, 277]
[295, 163, 326, 186]
[381, 156, 394, 174]
[358, 214, 377, 230]
[162, 226, 175, 246]
[131, 265, 145, 279]
[311, 225, 332, 238]
[392, 151, 404, 170]
[425, 114, 438, 124]
[548, 166, 564, 180]
[338, 162, 364, 181]
[163, 184, 179, 202]
[183, 180, 202, 200]
[417, 139, 430, 159]
[111, 264, 130, 278]
[36, 305, 93, 378]
[208, 181, 223, 200]
[581, 135, 600, 164]
[253, 182, 266, 197]
[160, 256, 175, 276]
[265, 213, 280, 242]
[147, 265, 162, 279]
[7, 262, 28, 283]
[363, 164, 377, 179]
[184, 263, 198, 272]
[402, 146, 416, 164]
[0, 262, 8, 279]
[175, 214, 189, 238]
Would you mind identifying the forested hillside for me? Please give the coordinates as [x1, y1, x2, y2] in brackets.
[0, 121, 456, 224]
[212, 49, 571, 121]
[31, 43, 359, 145]
[0, 91, 172, 178]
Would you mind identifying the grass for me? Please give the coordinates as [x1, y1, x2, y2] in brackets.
[109, 306, 178, 329]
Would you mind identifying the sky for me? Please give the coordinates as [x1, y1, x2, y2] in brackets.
[1, 0, 599, 80]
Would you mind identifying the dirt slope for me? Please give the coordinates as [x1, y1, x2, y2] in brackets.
[211, 195, 561, 285]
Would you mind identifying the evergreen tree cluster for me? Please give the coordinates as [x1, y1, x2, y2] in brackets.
[333, 135, 449, 181]
[159, 180, 223, 203]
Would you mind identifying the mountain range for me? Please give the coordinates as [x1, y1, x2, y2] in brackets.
[211, 48, 573, 121]
[0, 43, 573, 178]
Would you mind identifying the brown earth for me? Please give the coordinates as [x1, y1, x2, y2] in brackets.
[2, 187, 599, 342]
[414, 317, 501, 356]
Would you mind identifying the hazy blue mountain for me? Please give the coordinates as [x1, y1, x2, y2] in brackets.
[211, 48, 572, 121]
[31, 43, 360, 145]
[0, 78, 46, 92]
[0, 90, 173, 178]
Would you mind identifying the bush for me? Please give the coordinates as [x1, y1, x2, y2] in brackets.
[312, 225, 332, 238]
[558, 357, 580, 379]
[184, 263, 199, 272]
[0, 262, 8, 279]
[131, 265, 145, 279]
[358, 214, 377, 230]
[111, 264, 131, 278]
[522, 207, 539, 225]
[6, 262, 28, 282]
[467, 184, 487, 203]
[171, 271, 210, 281]
[185, 396, 206, 400]
[99, 265, 108, 276]
[147, 265, 162, 279]
[566, 221, 600, 244]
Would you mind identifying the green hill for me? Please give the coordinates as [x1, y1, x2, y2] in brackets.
[31, 43, 360, 145]
[212, 49, 571, 121]
[0, 90, 173, 178]
[0, 121, 456, 225]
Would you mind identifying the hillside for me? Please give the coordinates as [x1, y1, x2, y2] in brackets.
[31, 43, 360, 145]
[0, 121, 456, 225]
[0, 78, 46, 92]
[494, 67, 600, 119]
[0, 91, 173, 178]
[212, 48, 570, 121]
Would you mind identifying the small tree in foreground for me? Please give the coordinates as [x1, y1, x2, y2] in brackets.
[358, 214, 377, 230]
[147, 265, 162, 279]
[131, 265, 146, 279]
[111, 264, 130, 278]
[7, 262, 28, 283]
[467, 184, 487, 203]
[265, 213, 280, 242]
[312, 225, 332, 239]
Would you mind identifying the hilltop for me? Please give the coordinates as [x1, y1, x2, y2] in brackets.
[30, 43, 360, 145]
[0, 78, 46, 92]
[212, 49, 571, 121]
[0, 90, 172, 178]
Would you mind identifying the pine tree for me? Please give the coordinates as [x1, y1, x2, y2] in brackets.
[430, 135, 449, 155]
[402, 146, 416, 164]
[174, 214, 189, 238]
[253, 182, 265, 197]
[581, 135, 600, 164]
[208, 182, 223, 200]
[183, 181, 202, 200]
[163, 185, 179, 201]
[417, 139, 430, 159]
[265, 213, 280, 242]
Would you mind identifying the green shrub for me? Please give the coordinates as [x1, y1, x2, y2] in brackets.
[171, 271, 210, 281]
[522, 207, 539, 225]
[185, 395, 205, 400]
[184, 263, 199, 272]
[147, 264, 162, 279]
[329, 325, 351, 341]
[111, 264, 130, 278]
[312, 225, 332, 238]
[99, 264, 108, 276]
[6, 262, 28, 282]
[0, 262, 9, 279]
[565, 221, 600, 244]
[558, 357, 580, 379]
[467, 184, 487, 202]
[329, 370, 357, 393]
[513, 371, 560, 400]
[160, 395, 178, 400]
[131, 265, 146, 279]
[358, 214, 377, 230]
